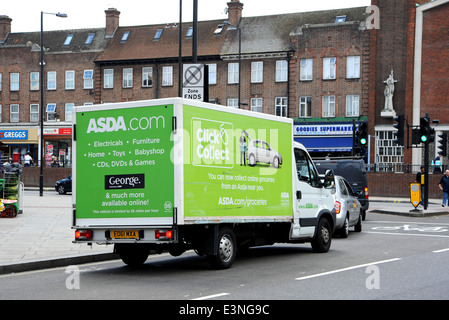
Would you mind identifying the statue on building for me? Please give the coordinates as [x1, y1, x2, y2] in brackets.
[381, 69, 398, 118]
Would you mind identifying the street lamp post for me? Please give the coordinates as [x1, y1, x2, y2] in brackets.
[40, 11, 67, 197]
[224, 21, 241, 108]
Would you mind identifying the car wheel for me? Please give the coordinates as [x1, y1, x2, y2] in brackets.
[338, 215, 349, 238]
[248, 154, 256, 167]
[57, 185, 66, 195]
[273, 156, 279, 168]
[354, 211, 362, 232]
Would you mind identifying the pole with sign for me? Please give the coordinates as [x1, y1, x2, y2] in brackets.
[182, 64, 209, 102]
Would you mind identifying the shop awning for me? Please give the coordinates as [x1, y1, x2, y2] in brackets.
[294, 136, 353, 152]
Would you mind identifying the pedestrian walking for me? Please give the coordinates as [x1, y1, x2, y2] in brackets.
[438, 169, 449, 207]
[23, 152, 34, 167]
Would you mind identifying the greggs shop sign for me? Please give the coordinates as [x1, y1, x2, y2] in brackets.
[0, 130, 28, 140]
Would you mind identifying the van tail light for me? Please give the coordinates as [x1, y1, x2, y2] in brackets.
[334, 201, 341, 214]
[155, 230, 173, 240]
[75, 229, 93, 241]
[364, 187, 369, 199]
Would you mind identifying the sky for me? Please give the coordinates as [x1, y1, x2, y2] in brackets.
[2, 0, 371, 33]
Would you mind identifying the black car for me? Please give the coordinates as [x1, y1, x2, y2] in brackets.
[55, 175, 72, 194]
[314, 159, 369, 220]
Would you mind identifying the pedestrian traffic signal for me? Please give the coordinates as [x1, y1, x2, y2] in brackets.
[393, 115, 405, 146]
[438, 133, 447, 156]
[419, 116, 435, 143]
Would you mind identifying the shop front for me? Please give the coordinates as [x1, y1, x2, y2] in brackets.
[0, 128, 39, 165]
[294, 122, 355, 158]
[43, 127, 72, 167]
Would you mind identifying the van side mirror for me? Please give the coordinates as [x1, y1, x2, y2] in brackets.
[323, 169, 335, 189]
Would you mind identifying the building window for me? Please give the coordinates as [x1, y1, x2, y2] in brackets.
[0, 105, 2, 122]
[123, 68, 133, 88]
[30, 72, 39, 91]
[0, 73, 2, 91]
[208, 64, 217, 85]
[10, 104, 19, 122]
[65, 71, 75, 90]
[376, 130, 404, 171]
[322, 95, 335, 117]
[63, 34, 74, 46]
[65, 103, 74, 122]
[153, 29, 163, 41]
[47, 71, 57, 90]
[300, 58, 313, 81]
[323, 57, 336, 80]
[251, 61, 263, 83]
[347, 56, 361, 79]
[104, 69, 114, 89]
[30, 104, 39, 122]
[85, 33, 95, 45]
[10, 73, 20, 91]
[83, 70, 94, 89]
[275, 60, 288, 82]
[228, 63, 239, 84]
[251, 98, 263, 112]
[300, 96, 312, 118]
[346, 95, 360, 117]
[46, 104, 57, 121]
[275, 97, 287, 117]
[142, 67, 153, 87]
[227, 98, 239, 108]
[186, 27, 193, 38]
[121, 31, 130, 43]
[162, 66, 173, 86]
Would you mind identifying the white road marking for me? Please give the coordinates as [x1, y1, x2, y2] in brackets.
[433, 248, 449, 253]
[192, 293, 230, 300]
[295, 258, 401, 281]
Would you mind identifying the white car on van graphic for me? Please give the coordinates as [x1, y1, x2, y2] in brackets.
[247, 140, 282, 168]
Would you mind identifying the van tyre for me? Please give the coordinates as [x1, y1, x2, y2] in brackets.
[119, 248, 149, 267]
[311, 218, 332, 253]
[207, 227, 237, 269]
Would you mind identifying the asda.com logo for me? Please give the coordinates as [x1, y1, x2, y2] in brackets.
[87, 116, 165, 133]
[191, 118, 234, 169]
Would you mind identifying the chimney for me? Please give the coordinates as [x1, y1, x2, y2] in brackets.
[105, 8, 120, 37]
[0, 15, 12, 42]
[227, 0, 244, 26]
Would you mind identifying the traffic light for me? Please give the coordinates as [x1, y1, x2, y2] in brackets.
[438, 133, 447, 156]
[419, 116, 435, 143]
[355, 122, 368, 153]
[412, 128, 422, 145]
[393, 115, 405, 146]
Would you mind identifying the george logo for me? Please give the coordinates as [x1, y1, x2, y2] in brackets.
[105, 174, 145, 190]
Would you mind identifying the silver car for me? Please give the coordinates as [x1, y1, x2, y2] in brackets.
[247, 140, 282, 168]
[333, 175, 362, 238]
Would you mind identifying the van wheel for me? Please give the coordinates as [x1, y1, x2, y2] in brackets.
[118, 247, 149, 267]
[311, 218, 332, 253]
[207, 227, 237, 269]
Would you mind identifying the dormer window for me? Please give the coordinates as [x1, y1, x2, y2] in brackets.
[335, 15, 347, 23]
[63, 34, 74, 46]
[85, 33, 95, 45]
[121, 31, 130, 43]
[214, 24, 224, 35]
[154, 29, 163, 40]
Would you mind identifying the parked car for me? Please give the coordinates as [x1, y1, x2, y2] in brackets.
[55, 175, 72, 194]
[314, 159, 369, 220]
[247, 139, 283, 168]
[333, 175, 362, 238]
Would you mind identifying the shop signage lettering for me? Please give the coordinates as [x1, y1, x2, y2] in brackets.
[0, 130, 28, 140]
[294, 124, 354, 136]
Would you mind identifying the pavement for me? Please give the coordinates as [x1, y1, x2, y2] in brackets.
[1, 191, 448, 275]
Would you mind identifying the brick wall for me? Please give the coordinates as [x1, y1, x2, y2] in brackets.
[367, 171, 442, 199]
[21, 167, 71, 188]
